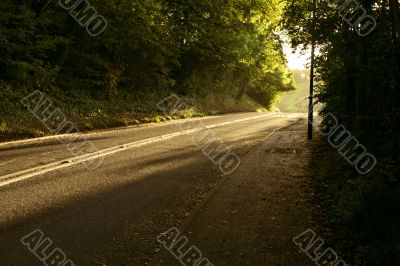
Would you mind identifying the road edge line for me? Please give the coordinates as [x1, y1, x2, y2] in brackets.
[0, 113, 278, 188]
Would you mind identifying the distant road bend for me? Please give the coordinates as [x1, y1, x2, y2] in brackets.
[0, 112, 305, 265]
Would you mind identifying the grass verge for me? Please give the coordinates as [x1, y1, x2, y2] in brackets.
[0, 89, 266, 142]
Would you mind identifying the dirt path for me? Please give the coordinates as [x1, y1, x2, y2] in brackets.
[150, 119, 315, 265]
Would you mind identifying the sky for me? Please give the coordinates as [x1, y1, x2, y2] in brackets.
[283, 43, 310, 70]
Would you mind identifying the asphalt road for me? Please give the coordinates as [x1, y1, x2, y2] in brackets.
[0, 112, 305, 266]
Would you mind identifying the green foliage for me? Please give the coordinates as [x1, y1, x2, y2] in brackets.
[283, 0, 400, 264]
[0, 0, 294, 101]
[0, 0, 295, 138]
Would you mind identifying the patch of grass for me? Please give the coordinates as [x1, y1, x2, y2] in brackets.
[0, 87, 264, 142]
[198, 94, 266, 114]
[0, 121, 8, 133]
[277, 79, 309, 113]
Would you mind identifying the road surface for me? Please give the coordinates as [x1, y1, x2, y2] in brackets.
[0, 112, 306, 265]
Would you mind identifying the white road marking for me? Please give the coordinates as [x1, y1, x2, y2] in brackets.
[0, 115, 221, 150]
[0, 113, 303, 187]
[0, 159, 17, 166]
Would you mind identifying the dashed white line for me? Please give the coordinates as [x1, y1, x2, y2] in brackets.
[0, 113, 301, 188]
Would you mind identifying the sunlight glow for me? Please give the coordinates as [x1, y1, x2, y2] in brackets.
[283, 43, 310, 70]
